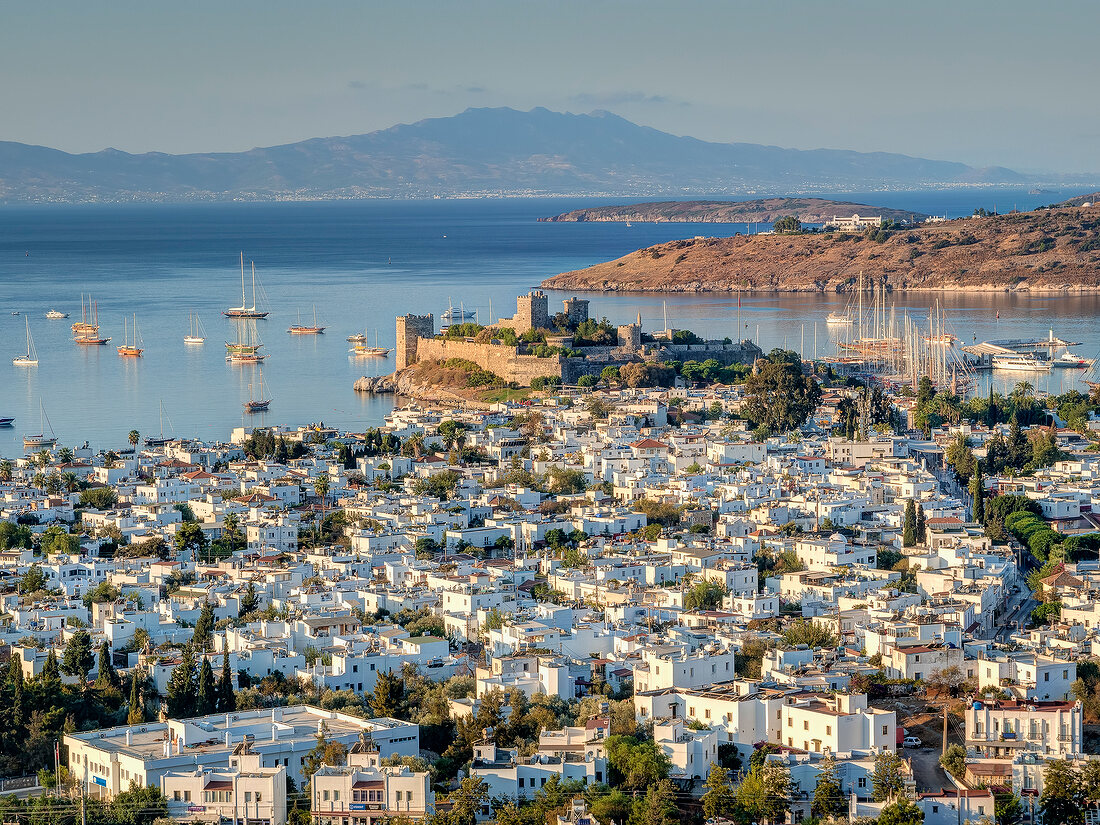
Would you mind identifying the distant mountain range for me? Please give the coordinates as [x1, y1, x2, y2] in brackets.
[0, 107, 1032, 203]
[540, 198, 927, 224]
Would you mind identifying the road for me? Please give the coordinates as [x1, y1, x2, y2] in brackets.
[908, 746, 952, 792]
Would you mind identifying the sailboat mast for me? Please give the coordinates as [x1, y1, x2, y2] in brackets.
[240, 252, 247, 307]
[251, 262, 257, 311]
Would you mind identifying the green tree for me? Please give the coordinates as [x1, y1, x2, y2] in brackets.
[772, 215, 802, 233]
[127, 669, 145, 724]
[18, 564, 48, 594]
[741, 350, 822, 433]
[939, 743, 966, 779]
[196, 658, 216, 715]
[174, 522, 208, 562]
[781, 620, 837, 649]
[915, 504, 927, 544]
[371, 669, 405, 717]
[128, 430, 140, 449]
[438, 776, 489, 825]
[735, 763, 791, 825]
[60, 629, 95, 688]
[878, 798, 924, 825]
[902, 499, 917, 547]
[1040, 758, 1082, 825]
[701, 763, 736, 820]
[79, 487, 118, 510]
[165, 646, 197, 718]
[238, 581, 259, 617]
[95, 640, 120, 690]
[605, 735, 671, 791]
[996, 792, 1023, 825]
[629, 778, 678, 825]
[945, 433, 976, 483]
[110, 782, 169, 825]
[193, 602, 215, 651]
[216, 641, 236, 712]
[970, 461, 986, 523]
[684, 580, 726, 611]
[811, 754, 846, 819]
[872, 750, 907, 801]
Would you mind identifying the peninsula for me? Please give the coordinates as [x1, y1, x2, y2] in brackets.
[541, 203, 1100, 293]
[539, 197, 926, 225]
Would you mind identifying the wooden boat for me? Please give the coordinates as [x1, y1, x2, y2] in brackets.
[72, 295, 98, 335]
[12, 317, 38, 366]
[74, 300, 110, 345]
[288, 306, 325, 335]
[224, 254, 269, 318]
[117, 314, 144, 357]
[351, 331, 391, 357]
[244, 378, 272, 413]
[226, 320, 266, 363]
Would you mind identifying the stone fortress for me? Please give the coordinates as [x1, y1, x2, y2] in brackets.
[396, 290, 762, 386]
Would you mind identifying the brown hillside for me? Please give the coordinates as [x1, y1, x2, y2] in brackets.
[540, 206, 1100, 293]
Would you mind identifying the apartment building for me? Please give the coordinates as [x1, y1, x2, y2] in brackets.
[966, 698, 1083, 758]
[310, 745, 434, 825]
[162, 747, 286, 825]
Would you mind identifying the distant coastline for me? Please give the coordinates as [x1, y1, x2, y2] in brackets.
[539, 197, 928, 225]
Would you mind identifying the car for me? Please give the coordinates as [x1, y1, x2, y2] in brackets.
[903, 736, 922, 748]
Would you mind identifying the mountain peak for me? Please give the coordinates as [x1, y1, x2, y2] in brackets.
[0, 106, 1026, 203]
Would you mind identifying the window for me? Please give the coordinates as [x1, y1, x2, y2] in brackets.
[324, 791, 330, 801]
[882, 725, 888, 735]
[705, 710, 710, 719]
[245, 792, 252, 803]
[1044, 672, 1050, 682]
[826, 726, 832, 735]
[184, 792, 191, 802]
[803, 720, 809, 730]
[787, 717, 793, 727]
[857, 778, 866, 788]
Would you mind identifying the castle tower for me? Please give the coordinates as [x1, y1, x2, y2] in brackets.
[395, 313, 435, 371]
[562, 297, 590, 326]
[617, 323, 641, 349]
[514, 291, 550, 332]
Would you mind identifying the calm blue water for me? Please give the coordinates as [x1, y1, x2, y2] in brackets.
[0, 189, 1096, 454]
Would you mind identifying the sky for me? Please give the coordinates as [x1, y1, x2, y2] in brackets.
[2, 0, 1098, 173]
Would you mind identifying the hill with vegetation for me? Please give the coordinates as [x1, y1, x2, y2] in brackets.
[539, 198, 926, 224]
[541, 205, 1100, 293]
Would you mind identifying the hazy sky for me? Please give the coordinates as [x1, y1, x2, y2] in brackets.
[3, 0, 1098, 173]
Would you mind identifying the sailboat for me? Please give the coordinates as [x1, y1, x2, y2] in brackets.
[23, 402, 57, 450]
[184, 312, 207, 345]
[288, 305, 325, 335]
[144, 401, 176, 446]
[244, 377, 272, 413]
[351, 330, 391, 357]
[441, 298, 475, 323]
[226, 320, 267, 363]
[224, 254, 269, 319]
[74, 299, 111, 345]
[13, 317, 39, 366]
[72, 295, 97, 335]
[117, 314, 144, 357]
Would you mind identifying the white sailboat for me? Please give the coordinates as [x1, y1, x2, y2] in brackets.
[184, 312, 207, 345]
[224, 254, 269, 319]
[23, 402, 57, 450]
[12, 316, 38, 366]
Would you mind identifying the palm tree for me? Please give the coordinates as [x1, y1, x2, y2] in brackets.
[0, 460, 12, 482]
[1012, 381, 1034, 402]
[61, 472, 79, 493]
[57, 447, 74, 464]
[313, 475, 330, 542]
[35, 449, 50, 468]
[128, 430, 140, 450]
[32, 473, 46, 490]
[404, 432, 426, 459]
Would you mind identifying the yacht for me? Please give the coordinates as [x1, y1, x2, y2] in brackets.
[991, 353, 1051, 372]
[1051, 350, 1093, 369]
[224, 254, 269, 319]
[0, 417, 14, 428]
[184, 312, 206, 345]
[441, 299, 476, 323]
[45, 309, 69, 319]
[825, 311, 853, 327]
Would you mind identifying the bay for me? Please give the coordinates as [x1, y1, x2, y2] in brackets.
[0, 189, 1095, 454]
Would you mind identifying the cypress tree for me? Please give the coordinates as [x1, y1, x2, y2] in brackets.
[902, 500, 917, 547]
[216, 641, 236, 713]
[165, 647, 197, 718]
[196, 659, 216, 716]
[127, 670, 145, 724]
[41, 648, 60, 682]
[915, 504, 927, 545]
[95, 640, 120, 690]
[970, 462, 986, 524]
[9, 658, 24, 736]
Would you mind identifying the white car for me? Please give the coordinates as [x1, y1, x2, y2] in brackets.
[903, 736, 922, 748]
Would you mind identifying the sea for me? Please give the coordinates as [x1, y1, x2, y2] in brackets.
[0, 188, 1097, 455]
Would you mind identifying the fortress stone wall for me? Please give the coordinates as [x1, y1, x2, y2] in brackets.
[412, 337, 564, 385]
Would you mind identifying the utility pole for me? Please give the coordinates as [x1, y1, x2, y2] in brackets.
[942, 706, 949, 757]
